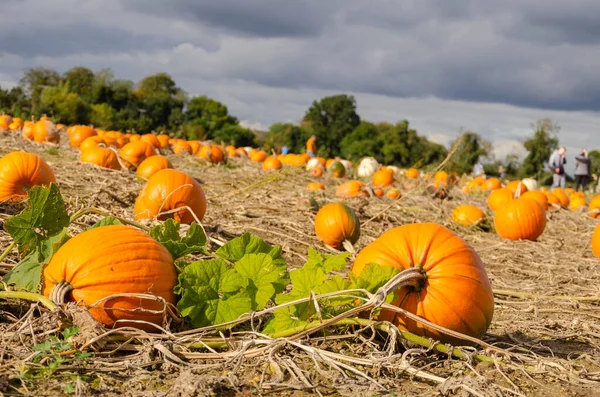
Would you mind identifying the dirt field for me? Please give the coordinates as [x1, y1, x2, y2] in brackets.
[1, 132, 600, 397]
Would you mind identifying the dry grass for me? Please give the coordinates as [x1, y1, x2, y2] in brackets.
[1, 132, 600, 396]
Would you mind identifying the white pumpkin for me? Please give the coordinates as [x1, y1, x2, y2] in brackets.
[340, 159, 353, 175]
[522, 178, 538, 191]
[357, 157, 379, 178]
[306, 158, 322, 171]
[385, 165, 400, 176]
[244, 147, 252, 155]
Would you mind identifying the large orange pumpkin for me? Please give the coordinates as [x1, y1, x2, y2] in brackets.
[80, 147, 121, 170]
[452, 204, 485, 226]
[33, 120, 60, 144]
[0, 152, 57, 201]
[544, 192, 561, 211]
[119, 141, 157, 169]
[314, 203, 360, 250]
[505, 180, 527, 196]
[80, 135, 106, 151]
[351, 223, 494, 343]
[156, 134, 170, 149]
[262, 156, 282, 171]
[336, 180, 369, 198]
[188, 141, 201, 155]
[103, 131, 127, 148]
[134, 169, 206, 224]
[43, 225, 177, 330]
[136, 155, 173, 181]
[373, 168, 394, 188]
[520, 191, 549, 211]
[140, 134, 161, 149]
[589, 195, 600, 218]
[69, 126, 97, 148]
[22, 121, 35, 141]
[487, 188, 513, 212]
[494, 198, 546, 241]
[552, 188, 569, 207]
[569, 196, 586, 211]
[199, 145, 225, 163]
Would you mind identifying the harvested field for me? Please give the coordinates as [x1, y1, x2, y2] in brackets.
[1, 132, 600, 397]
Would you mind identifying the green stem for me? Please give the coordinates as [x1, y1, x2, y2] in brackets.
[69, 207, 150, 232]
[0, 290, 58, 311]
[0, 240, 17, 264]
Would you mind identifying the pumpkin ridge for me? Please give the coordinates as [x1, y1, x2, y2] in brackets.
[421, 284, 480, 338]
[420, 232, 467, 271]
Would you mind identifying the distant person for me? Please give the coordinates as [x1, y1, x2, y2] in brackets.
[498, 165, 506, 179]
[548, 147, 567, 188]
[473, 159, 485, 178]
[575, 149, 591, 192]
[306, 135, 317, 158]
[281, 145, 290, 155]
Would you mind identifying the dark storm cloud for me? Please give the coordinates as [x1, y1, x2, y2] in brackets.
[123, 0, 343, 38]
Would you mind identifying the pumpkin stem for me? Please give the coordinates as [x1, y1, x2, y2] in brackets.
[0, 290, 58, 311]
[373, 267, 425, 306]
[341, 240, 356, 254]
[49, 279, 74, 305]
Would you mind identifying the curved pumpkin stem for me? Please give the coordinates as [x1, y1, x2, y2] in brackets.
[49, 279, 74, 305]
[341, 240, 356, 254]
[0, 290, 58, 311]
[373, 267, 424, 307]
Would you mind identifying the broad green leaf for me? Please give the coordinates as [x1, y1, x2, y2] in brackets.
[262, 309, 308, 336]
[304, 247, 350, 273]
[176, 259, 250, 327]
[216, 233, 285, 268]
[314, 275, 356, 310]
[150, 219, 207, 260]
[4, 184, 69, 255]
[3, 228, 71, 292]
[234, 253, 287, 310]
[274, 266, 328, 320]
[87, 216, 122, 230]
[350, 263, 401, 293]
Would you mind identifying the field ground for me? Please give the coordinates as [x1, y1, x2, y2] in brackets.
[1, 132, 600, 397]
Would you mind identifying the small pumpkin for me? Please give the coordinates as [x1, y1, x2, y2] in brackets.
[70, 126, 97, 148]
[452, 204, 485, 226]
[310, 165, 324, 177]
[589, 195, 600, 218]
[351, 223, 494, 343]
[33, 120, 60, 144]
[433, 171, 448, 184]
[373, 188, 385, 197]
[22, 121, 35, 141]
[136, 155, 173, 181]
[336, 180, 369, 198]
[250, 150, 268, 163]
[386, 188, 401, 199]
[487, 187, 513, 212]
[482, 178, 501, 191]
[426, 180, 448, 199]
[119, 141, 157, 169]
[505, 180, 527, 196]
[314, 202, 360, 250]
[172, 140, 192, 155]
[157, 134, 170, 149]
[134, 169, 207, 224]
[544, 192, 561, 211]
[199, 145, 225, 163]
[328, 161, 346, 178]
[405, 168, 419, 179]
[552, 188, 569, 207]
[188, 141, 202, 155]
[357, 157, 379, 178]
[494, 198, 546, 241]
[141, 134, 161, 149]
[521, 191, 549, 211]
[373, 168, 394, 188]
[80, 135, 106, 151]
[307, 182, 325, 192]
[569, 196, 586, 211]
[262, 156, 282, 171]
[0, 152, 57, 201]
[80, 147, 121, 170]
[43, 225, 177, 330]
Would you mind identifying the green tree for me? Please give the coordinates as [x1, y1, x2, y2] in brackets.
[588, 150, 600, 179]
[184, 96, 238, 137]
[20, 67, 61, 116]
[340, 121, 381, 161]
[63, 66, 95, 103]
[302, 94, 361, 157]
[264, 122, 309, 153]
[520, 118, 560, 180]
[0, 86, 29, 116]
[134, 73, 185, 132]
[90, 103, 115, 129]
[447, 131, 491, 175]
[212, 124, 256, 147]
[40, 82, 89, 124]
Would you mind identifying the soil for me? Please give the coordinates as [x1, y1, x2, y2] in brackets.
[1, 132, 600, 396]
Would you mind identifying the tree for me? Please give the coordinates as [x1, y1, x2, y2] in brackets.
[0, 86, 29, 116]
[40, 82, 89, 124]
[447, 131, 491, 175]
[520, 118, 560, 180]
[20, 67, 60, 116]
[63, 66, 95, 102]
[134, 73, 185, 132]
[264, 123, 309, 153]
[340, 121, 381, 161]
[302, 94, 361, 157]
[185, 96, 238, 137]
[90, 103, 115, 129]
[588, 150, 600, 179]
[212, 124, 256, 147]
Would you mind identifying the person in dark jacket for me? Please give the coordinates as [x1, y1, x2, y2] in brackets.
[575, 149, 591, 192]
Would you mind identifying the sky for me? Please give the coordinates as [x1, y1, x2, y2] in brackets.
[1, 0, 600, 171]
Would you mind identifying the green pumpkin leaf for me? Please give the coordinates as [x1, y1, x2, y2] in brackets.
[150, 219, 207, 260]
[3, 228, 71, 292]
[87, 216, 122, 230]
[3, 184, 69, 255]
[350, 263, 400, 293]
[305, 247, 350, 273]
[175, 259, 251, 327]
[216, 232, 285, 268]
[234, 253, 287, 310]
[262, 309, 308, 336]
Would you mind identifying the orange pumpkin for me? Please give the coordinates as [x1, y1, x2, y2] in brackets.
[33, 120, 60, 144]
[171, 140, 192, 155]
[589, 195, 600, 218]
[134, 169, 207, 224]
[336, 180, 369, 198]
[119, 141, 157, 170]
[156, 134, 170, 149]
[452, 204, 485, 226]
[505, 180, 527, 196]
[43, 225, 177, 330]
[314, 203, 360, 250]
[141, 134, 161, 149]
[9, 118, 23, 131]
[136, 155, 172, 181]
[80, 147, 121, 170]
[405, 168, 419, 179]
[433, 171, 448, 184]
[310, 166, 324, 177]
[373, 188, 385, 197]
[0, 116, 10, 132]
[482, 178, 501, 191]
[0, 152, 57, 201]
[225, 145, 237, 158]
[262, 156, 282, 171]
[521, 191, 549, 211]
[69, 126, 97, 148]
[544, 192, 561, 211]
[250, 150, 268, 163]
[188, 141, 201, 155]
[551, 188, 569, 207]
[564, 188, 574, 197]
[487, 187, 513, 212]
[307, 182, 325, 192]
[494, 198, 546, 241]
[22, 121, 35, 141]
[592, 223, 600, 258]
[569, 196, 586, 211]
[351, 223, 494, 343]
[426, 180, 448, 199]
[199, 145, 225, 163]
[103, 131, 127, 148]
[80, 135, 106, 151]
[386, 188, 401, 199]
[373, 168, 394, 188]
[128, 134, 141, 142]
